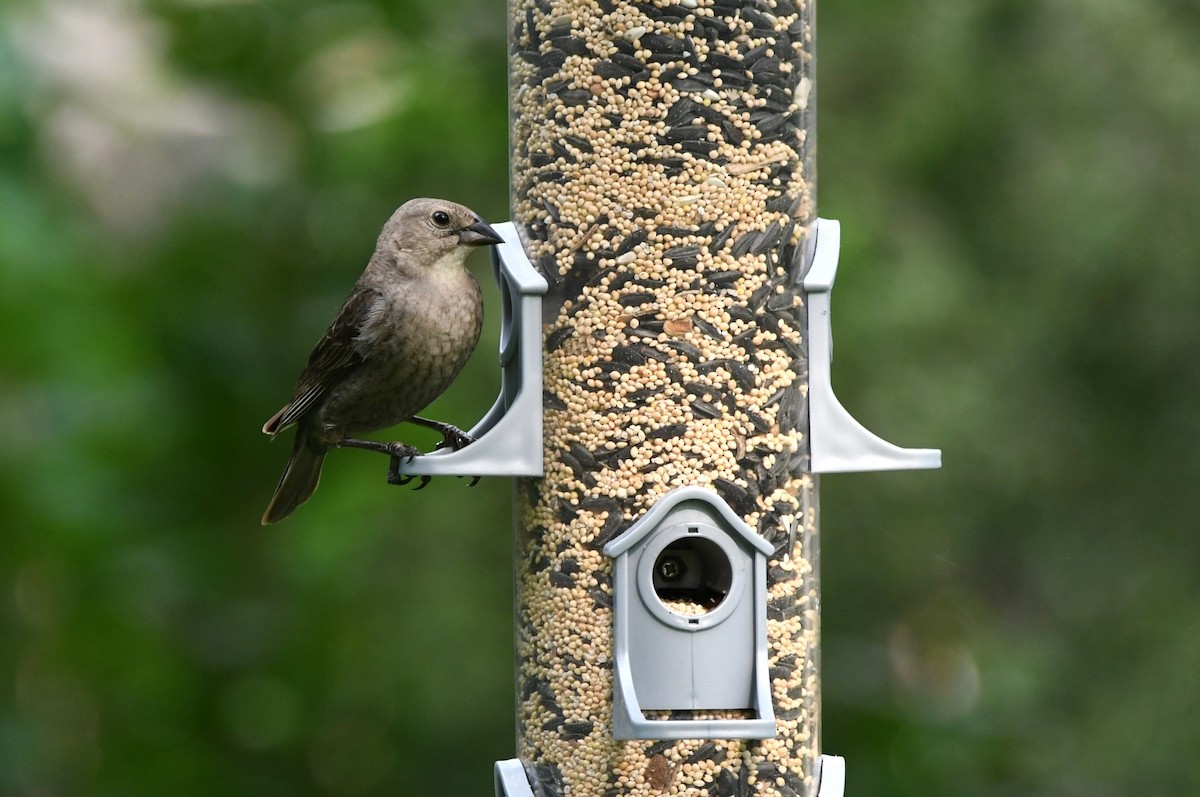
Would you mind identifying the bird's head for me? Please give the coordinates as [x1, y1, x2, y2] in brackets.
[376, 197, 503, 274]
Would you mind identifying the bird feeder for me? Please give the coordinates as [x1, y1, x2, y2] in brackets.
[488, 1, 939, 796]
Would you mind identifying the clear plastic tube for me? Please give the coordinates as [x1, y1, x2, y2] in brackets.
[510, 1, 818, 794]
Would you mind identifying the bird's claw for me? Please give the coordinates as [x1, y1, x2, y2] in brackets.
[434, 425, 476, 452]
[386, 444, 423, 486]
[387, 462, 413, 486]
[386, 468, 429, 492]
[456, 474, 481, 487]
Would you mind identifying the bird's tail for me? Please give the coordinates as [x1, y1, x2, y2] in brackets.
[262, 436, 327, 525]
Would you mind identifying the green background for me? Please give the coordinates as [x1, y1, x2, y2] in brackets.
[1, 1, 1197, 794]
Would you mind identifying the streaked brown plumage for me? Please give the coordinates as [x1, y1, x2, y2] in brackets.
[260, 198, 502, 524]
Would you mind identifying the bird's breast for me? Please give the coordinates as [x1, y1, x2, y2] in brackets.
[318, 270, 483, 436]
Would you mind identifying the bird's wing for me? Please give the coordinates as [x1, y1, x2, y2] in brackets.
[262, 286, 382, 436]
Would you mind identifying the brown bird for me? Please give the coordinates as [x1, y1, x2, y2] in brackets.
[260, 198, 503, 524]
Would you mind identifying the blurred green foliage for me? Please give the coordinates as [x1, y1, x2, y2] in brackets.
[0, 0, 1196, 795]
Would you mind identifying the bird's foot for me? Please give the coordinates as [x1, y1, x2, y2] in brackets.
[410, 416, 476, 452]
[456, 475, 482, 487]
[435, 425, 475, 452]
[386, 447, 430, 490]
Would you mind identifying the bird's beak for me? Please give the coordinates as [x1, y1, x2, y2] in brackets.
[458, 219, 504, 247]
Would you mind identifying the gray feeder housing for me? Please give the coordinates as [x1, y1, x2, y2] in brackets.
[395, 221, 546, 478]
[804, 218, 942, 474]
[494, 760, 535, 797]
[494, 754, 845, 797]
[602, 486, 776, 740]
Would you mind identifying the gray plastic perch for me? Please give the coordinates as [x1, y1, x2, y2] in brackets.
[804, 218, 942, 474]
[817, 754, 846, 797]
[395, 221, 546, 478]
[494, 760, 535, 797]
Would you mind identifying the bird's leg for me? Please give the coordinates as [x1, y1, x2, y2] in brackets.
[335, 438, 420, 461]
[409, 416, 475, 452]
[336, 438, 429, 489]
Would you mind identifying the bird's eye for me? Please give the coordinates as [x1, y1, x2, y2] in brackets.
[431, 210, 452, 228]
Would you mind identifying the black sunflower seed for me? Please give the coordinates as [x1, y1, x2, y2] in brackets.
[641, 33, 685, 54]
[618, 292, 656, 307]
[648, 423, 687, 440]
[741, 43, 771, 66]
[594, 59, 631, 79]
[560, 721, 593, 740]
[662, 339, 702, 360]
[551, 36, 588, 56]
[727, 305, 754, 324]
[556, 89, 592, 106]
[616, 228, 648, 255]
[664, 124, 708, 142]
[731, 231, 758, 258]
[729, 361, 756, 390]
[691, 315, 725, 340]
[545, 326, 573, 351]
